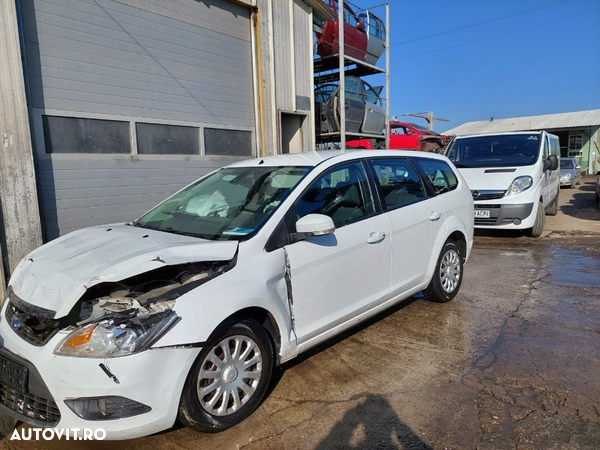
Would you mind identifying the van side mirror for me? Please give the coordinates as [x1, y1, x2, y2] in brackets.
[291, 214, 335, 243]
[544, 155, 559, 171]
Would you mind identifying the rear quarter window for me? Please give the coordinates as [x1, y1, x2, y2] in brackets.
[414, 158, 459, 195]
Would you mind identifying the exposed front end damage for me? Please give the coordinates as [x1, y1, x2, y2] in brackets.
[0, 254, 237, 435]
[6, 258, 236, 356]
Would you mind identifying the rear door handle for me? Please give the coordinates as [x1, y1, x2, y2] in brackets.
[366, 232, 386, 244]
[429, 211, 441, 221]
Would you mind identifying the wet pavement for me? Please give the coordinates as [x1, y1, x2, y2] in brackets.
[3, 184, 600, 449]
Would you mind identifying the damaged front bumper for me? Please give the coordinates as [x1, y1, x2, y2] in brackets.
[0, 304, 201, 440]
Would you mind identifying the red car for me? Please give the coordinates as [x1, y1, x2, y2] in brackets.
[316, 1, 368, 60]
[347, 121, 449, 152]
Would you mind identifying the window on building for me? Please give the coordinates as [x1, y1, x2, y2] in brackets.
[136, 123, 199, 155]
[204, 128, 253, 157]
[568, 134, 583, 157]
[43, 116, 130, 154]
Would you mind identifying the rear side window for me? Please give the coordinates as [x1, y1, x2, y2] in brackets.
[296, 162, 374, 228]
[414, 158, 458, 195]
[370, 159, 426, 209]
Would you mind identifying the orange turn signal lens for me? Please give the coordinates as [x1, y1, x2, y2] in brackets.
[64, 325, 96, 347]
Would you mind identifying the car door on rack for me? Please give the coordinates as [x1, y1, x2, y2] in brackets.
[283, 161, 392, 348]
[326, 78, 365, 133]
[362, 82, 386, 135]
[368, 157, 446, 296]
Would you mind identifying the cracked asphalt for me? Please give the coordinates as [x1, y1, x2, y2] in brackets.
[4, 180, 600, 449]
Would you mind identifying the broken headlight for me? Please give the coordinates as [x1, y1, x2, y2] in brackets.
[54, 310, 178, 358]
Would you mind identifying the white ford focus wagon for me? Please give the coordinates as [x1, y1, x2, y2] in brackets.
[1, 150, 473, 439]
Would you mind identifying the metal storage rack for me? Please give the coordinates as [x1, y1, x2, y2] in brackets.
[314, 1, 390, 149]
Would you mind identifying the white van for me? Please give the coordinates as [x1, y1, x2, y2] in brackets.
[446, 131, 560, 237]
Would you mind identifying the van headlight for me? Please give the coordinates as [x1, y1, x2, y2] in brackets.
[505, 176, 533, 197]
[54, 310, 178, 358]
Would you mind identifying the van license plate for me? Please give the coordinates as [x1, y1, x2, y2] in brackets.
[474, 210, 491, 218]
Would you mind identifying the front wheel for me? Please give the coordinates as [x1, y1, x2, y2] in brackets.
[178, 319, 274, 433]
[424, 239, 463, 303]
[525, 201, 545, 237]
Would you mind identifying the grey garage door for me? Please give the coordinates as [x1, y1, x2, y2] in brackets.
[20, 0, 256, 240]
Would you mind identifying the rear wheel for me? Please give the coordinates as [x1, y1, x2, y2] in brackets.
[424, 239, 463, 303]
[525, 201, 545, 237]
[178, 320, 274, 433]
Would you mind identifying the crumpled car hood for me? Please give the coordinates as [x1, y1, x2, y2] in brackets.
[9, 224, 238, 318]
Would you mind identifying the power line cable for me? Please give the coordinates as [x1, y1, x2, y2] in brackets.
[391, 12, 578, 62]
[391, 0, 566, 47]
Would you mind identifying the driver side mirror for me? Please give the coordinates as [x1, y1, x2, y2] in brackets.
[291, 214, 335, 243]
[544, 155, 559, 171]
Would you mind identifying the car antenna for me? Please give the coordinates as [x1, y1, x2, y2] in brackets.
[258, 159, 264, 165]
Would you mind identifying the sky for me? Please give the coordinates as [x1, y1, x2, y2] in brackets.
[352, 0, 600, 132]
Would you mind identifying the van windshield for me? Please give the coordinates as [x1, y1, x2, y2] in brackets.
[446, 134, 542, 168]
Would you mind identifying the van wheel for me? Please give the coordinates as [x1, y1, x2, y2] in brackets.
[424, 239, 463, 303]
[178, 319, 274, 433]
[546, 189, 559, 216]
[525, 201, 545, 237]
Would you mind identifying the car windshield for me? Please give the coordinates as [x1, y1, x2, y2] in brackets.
[560, 159, 574, 169]
[408, 123, 439, 135]
[446, 134, 541, 168]
[134, 166, 311, 240]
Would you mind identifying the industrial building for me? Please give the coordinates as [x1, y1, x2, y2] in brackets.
[0, 0, 334, 298]
[444, 109, 600, 175]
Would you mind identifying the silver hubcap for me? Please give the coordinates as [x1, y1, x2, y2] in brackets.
[197, 335, 262, 416]
[440, 249, 461, 293]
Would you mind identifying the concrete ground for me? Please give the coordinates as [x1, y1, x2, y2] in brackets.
[3, 181, 600, 449]
[547, 176, 600, 234]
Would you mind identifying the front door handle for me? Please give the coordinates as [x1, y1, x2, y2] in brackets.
[366, 232, 386, 244]
[429, 211, 441, 221]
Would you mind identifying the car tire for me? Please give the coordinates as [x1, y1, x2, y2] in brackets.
[525, 201, 545, 237]
[546, 189, 559, 216]
[178, 319, 274, 433]
[424, 239, 463, 303]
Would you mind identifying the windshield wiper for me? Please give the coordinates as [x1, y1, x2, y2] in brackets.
[161, 227, 213, 240]
[451, 163, 471, 168]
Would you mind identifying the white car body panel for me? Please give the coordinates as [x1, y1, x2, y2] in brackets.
[386, 196, 447, 296]
[9, 224, 238, 318]
[1, 150, 473, 439]
[286, 214, 392, 345]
